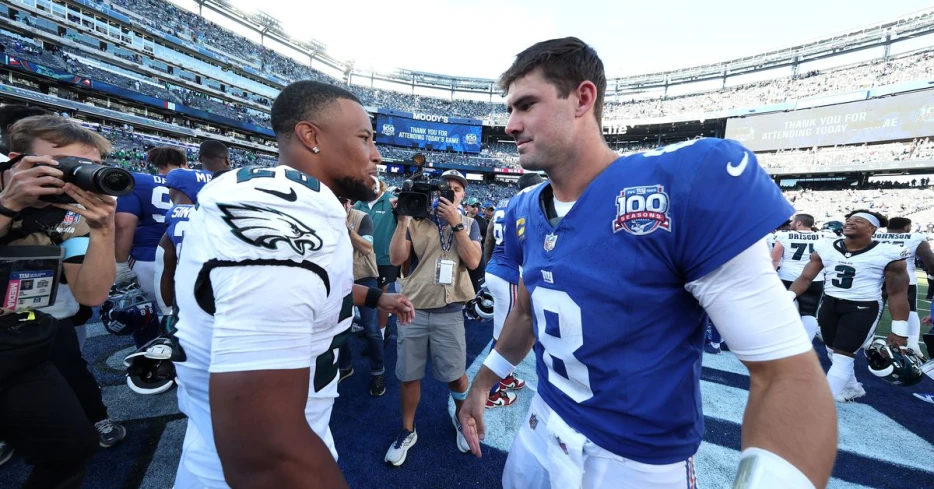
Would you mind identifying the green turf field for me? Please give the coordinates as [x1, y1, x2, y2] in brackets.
[874, 272, 930, 357]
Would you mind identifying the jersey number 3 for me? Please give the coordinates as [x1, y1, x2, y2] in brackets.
[532, 288, 593, 403]
[832, 265, 856, 289]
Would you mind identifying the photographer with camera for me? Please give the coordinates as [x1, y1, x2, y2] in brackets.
[385, 169, 481, 466]
[0, 115, 128, 487]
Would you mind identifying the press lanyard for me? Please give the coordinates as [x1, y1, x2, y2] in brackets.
[436, 216, 455, 254]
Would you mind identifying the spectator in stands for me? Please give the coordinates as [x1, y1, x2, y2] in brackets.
[385, 169, 481, 466]
[0, 104, 51, 162]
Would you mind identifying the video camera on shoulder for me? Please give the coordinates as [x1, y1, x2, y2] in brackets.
[395, 173, 454, 219]
[3, 154, 136, 204]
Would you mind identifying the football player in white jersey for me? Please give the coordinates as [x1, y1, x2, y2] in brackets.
[171, 81, 414, 489]
[874, 216, 934, 356]
[789, 209, 911, 403]
[771, 214, 824, 340]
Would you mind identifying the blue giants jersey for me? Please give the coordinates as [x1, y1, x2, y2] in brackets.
[486, 202, 521, 284]
[165, 205, 194, 250]
[116, 173, 172, 261]
[165, 169, 213, 205]
[503, 138, 793, 464]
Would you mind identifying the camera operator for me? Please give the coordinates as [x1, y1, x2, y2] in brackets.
[0, 115, 121, 487]
[385, 169, 481, 466]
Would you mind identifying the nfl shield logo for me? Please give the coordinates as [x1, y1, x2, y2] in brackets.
[62, 211, 80, 225]
[613, 185, 672, 235]
[544, 233, 558, 251]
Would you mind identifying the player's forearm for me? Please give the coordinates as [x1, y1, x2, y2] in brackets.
[114, 221, 134, 262]
[888, 293, 910, 322]
[787, 276, 812, 297]
[73, 231, 117, 306]
[454, 231, 480, 270]
[743, 353, 837, 488]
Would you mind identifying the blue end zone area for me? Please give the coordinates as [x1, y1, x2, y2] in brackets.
[1, 315, 932, 488]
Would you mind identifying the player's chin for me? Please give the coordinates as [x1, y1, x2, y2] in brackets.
[335, 175, 377, 202]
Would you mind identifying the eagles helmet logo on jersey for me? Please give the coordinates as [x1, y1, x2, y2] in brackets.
[218, 203, 324, 255]
[613, 185, 672, 235]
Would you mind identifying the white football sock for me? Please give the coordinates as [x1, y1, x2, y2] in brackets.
[909, 311, 921, 353]
[801, 316, 819, 341]
[827, 354, 855, 398]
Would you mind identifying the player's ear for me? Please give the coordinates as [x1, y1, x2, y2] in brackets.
[293, 121, 321, 155]
[574, 80, 598, 119]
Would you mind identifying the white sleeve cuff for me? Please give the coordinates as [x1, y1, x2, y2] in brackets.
[686, 238, 814, 362]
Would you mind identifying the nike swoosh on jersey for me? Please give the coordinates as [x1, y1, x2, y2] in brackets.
[857, 306, 870, 309]
[257, 187, 298, 202]
[726, 152, 749, 177]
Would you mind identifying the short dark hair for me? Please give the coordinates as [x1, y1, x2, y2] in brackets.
[0, 104, 52, 130]
[846, 209, 888, 228]
[10, 116, 111, 156]
[794, 213, 815, 228]
[517, 172, 545, 190]
[199, 139, 228, 160]
[271, 81, 362, 140]
[889, 217, 912, 231]
[499, 37, 607, 124]
[147, 146, 188, 169]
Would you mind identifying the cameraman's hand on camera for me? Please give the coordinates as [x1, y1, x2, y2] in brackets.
[52, 184, 116, 232]
[437, 197, 461, 226]
[390, 197, 409, 225]
[0, 155, 65, 211]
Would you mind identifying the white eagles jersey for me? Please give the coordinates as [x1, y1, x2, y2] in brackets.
[873, 232, 927, 285]
[766, 232, 777, 251]
[172, 166, 354, 487]
[775, 231, 825, 282]
[814, 238, 910, 302]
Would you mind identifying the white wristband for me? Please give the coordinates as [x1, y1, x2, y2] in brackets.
[891, 320, 909, 337]
[482, 349, 516, 379]
[786, 290, 797, 301]
[734, 447, 814, 489]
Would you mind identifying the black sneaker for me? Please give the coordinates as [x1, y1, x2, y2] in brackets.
[0, 441, 14, 466]
[369, 373, 386, 397]
[95, 419, 127, 448]
[339, 367, 354, 384]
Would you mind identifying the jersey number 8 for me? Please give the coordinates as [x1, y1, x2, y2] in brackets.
[532, 288, 593, 403]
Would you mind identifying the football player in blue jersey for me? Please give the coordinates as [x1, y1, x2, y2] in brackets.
[482, 172, 544, 408]
[459, 38, 837, 489]
[165, 139, 230, 205]
[114, 146, 187, 347]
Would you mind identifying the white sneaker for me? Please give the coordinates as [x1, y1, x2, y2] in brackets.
[453, 416, 470, 453]
[385, 427, 417, 466]
[835, 383, 867, 403]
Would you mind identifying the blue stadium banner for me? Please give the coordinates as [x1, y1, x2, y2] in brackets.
[375, 109, 482, 154]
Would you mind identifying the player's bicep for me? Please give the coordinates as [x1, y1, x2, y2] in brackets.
[770, 242, 784, 266]
[208, 265, 327, 373]
[686, 238, 812, 362]
[885, 259, 909, 295]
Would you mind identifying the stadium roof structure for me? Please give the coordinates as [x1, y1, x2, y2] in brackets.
[202, 3, 934, 95]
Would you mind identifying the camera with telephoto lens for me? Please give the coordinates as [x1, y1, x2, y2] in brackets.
[39, 156, 135, 204]
[395, 173, 454, 219]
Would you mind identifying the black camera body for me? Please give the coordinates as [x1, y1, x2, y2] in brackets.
[395, 175, 454, 218]
[39, 157, 135, 204]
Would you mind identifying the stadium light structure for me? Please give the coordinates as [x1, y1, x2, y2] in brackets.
[252, 10, 284, 43]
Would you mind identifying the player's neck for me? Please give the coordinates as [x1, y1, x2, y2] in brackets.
[843, 235, 873, 251]
[548, 143, 618, 202]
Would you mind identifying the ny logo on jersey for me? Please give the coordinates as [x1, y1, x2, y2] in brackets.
[613, 185, 671, 235]
[218, 203, 324, 255]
